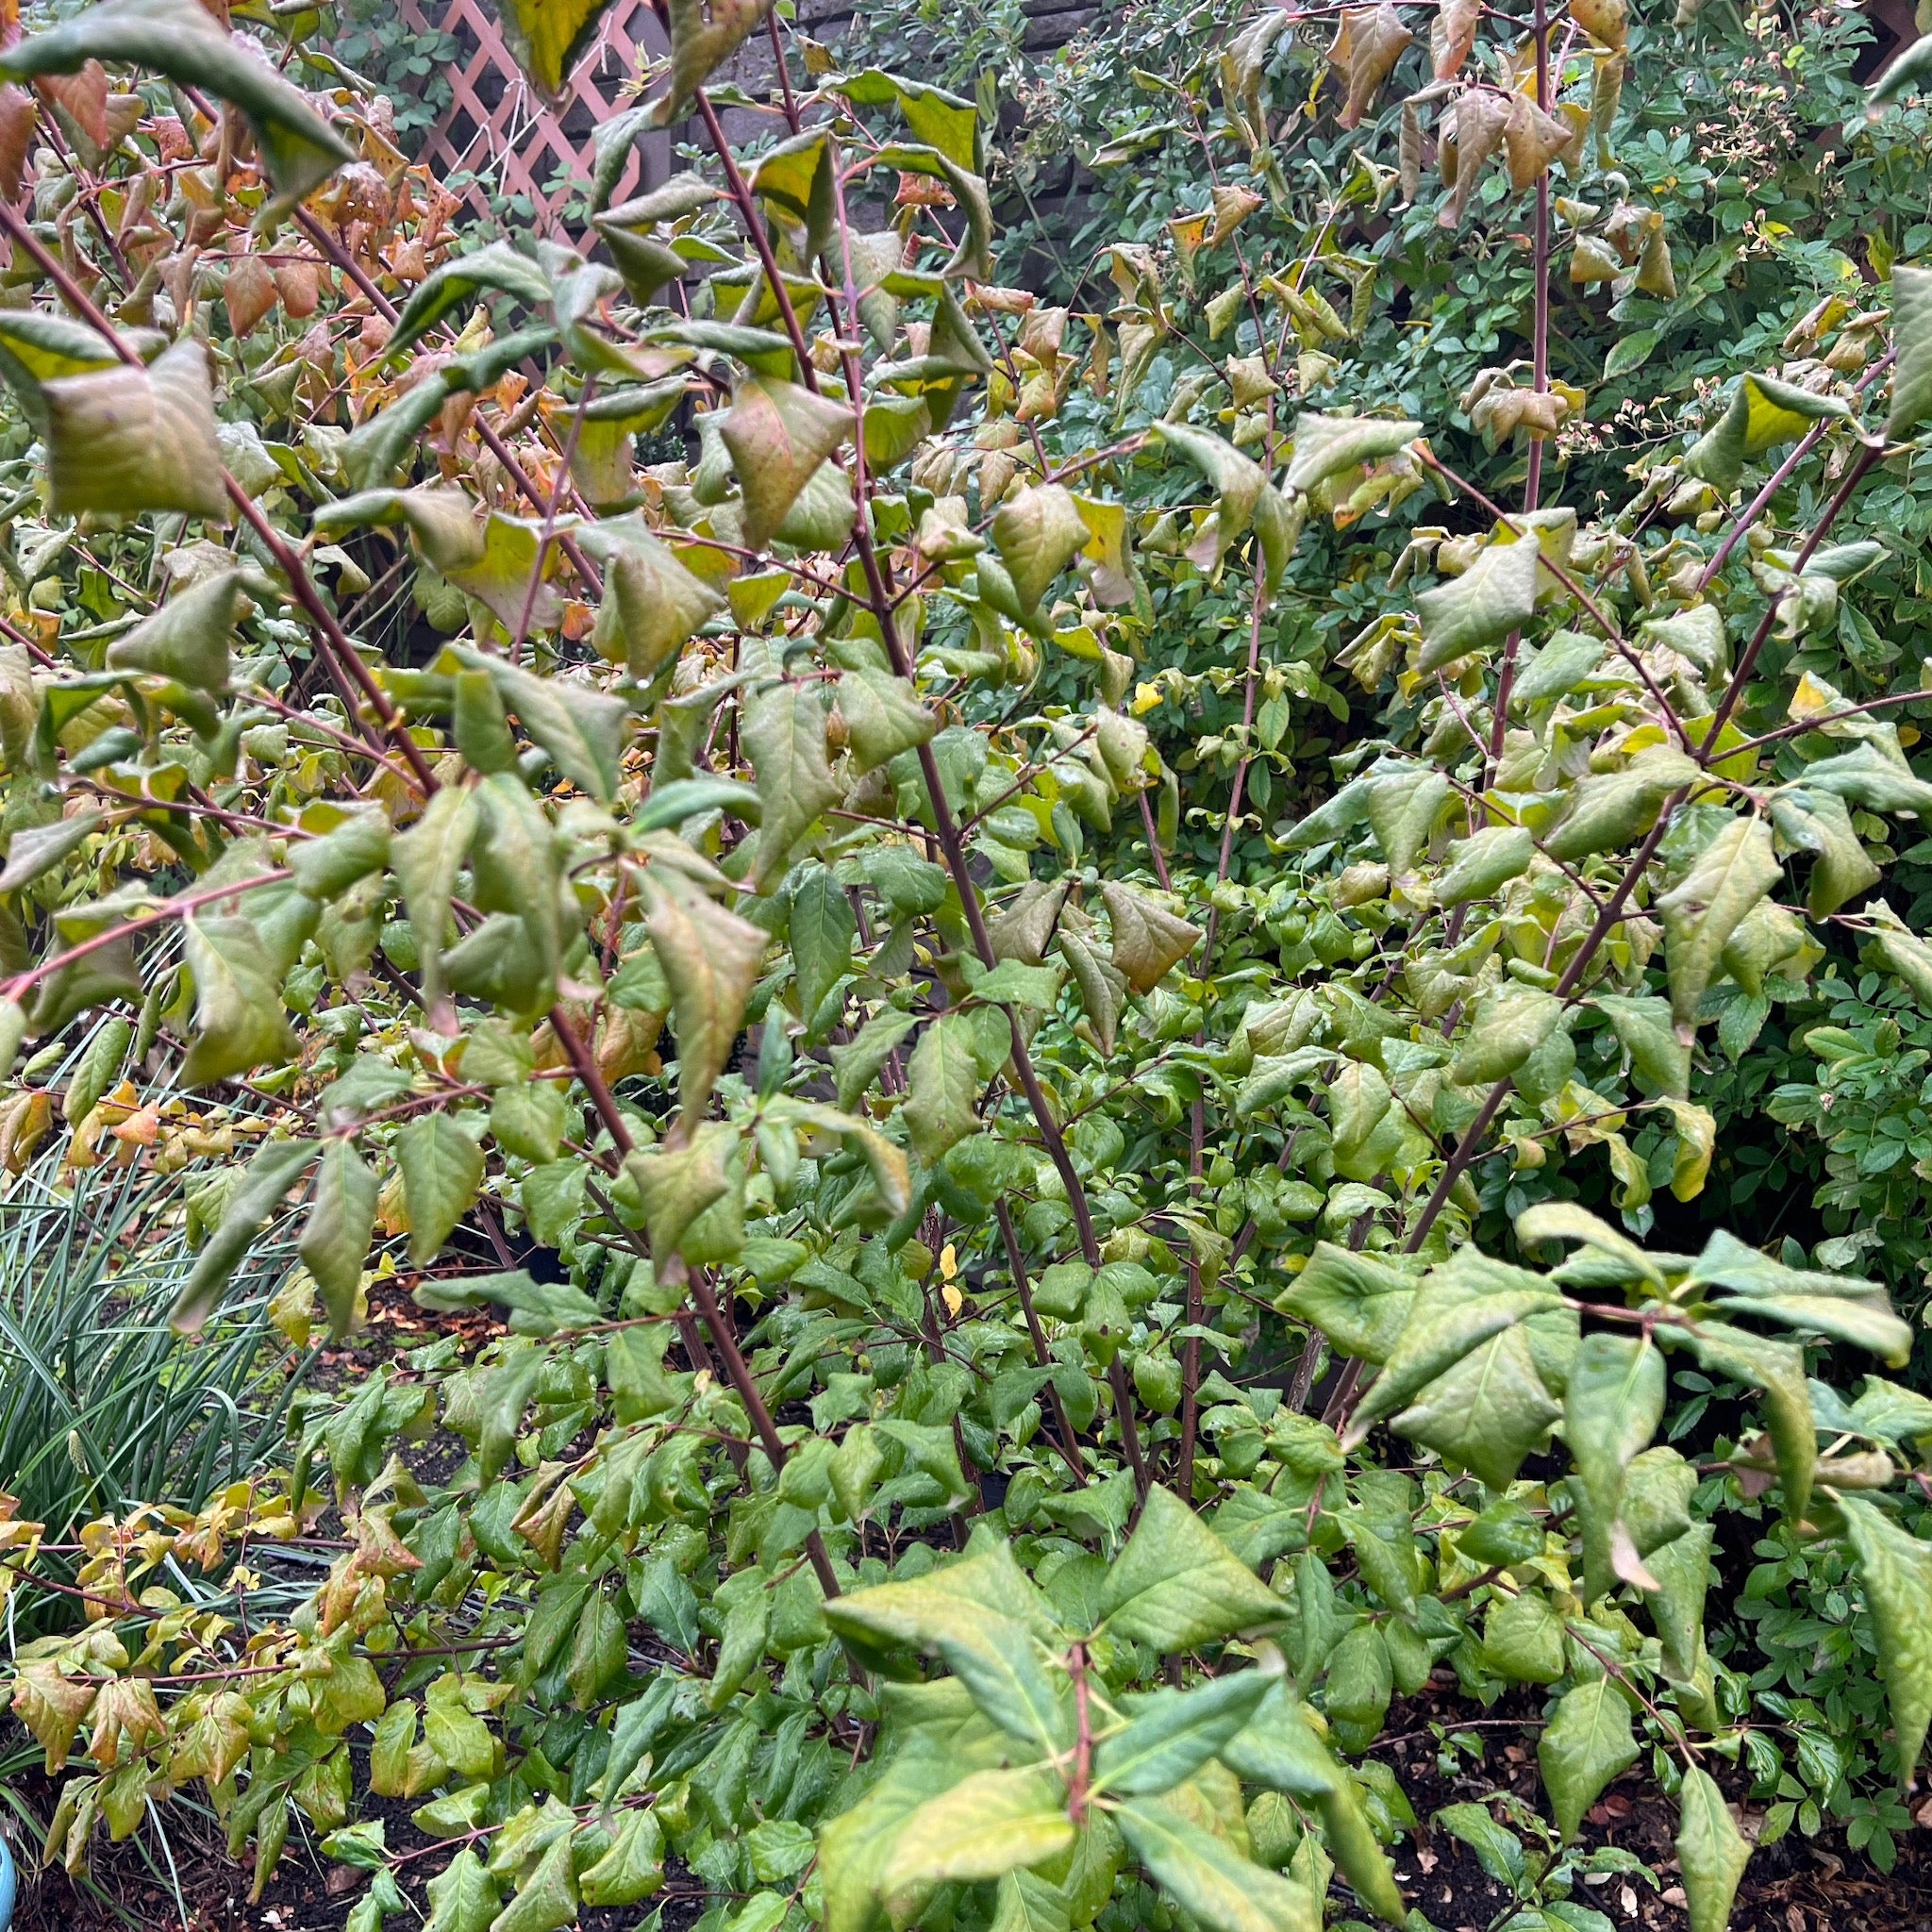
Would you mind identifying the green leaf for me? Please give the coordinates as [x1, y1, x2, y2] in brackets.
[104, 571, 245, 691]
[579, 1806, 664, 1907]
[1771, 787, 1878, 916]
[383, 242, 556, 363]
[1790, 741, 1932, 818]
[170, 1138, 316, 1333]
[289, 806, 391, 900]
[1113, 1793, 1323, 1932]
[1683, 372, 1851, 491]
[626, 1125, 733, 1263]
[937, 1612, 1073, 1757]
[1648, 1524, 1714, 1689]
[1564, 1334, 1665, 1604]
[791, 867, 856, 1033]
[833, 1008, 918, 1110]
[1484, 1589, 1567, 1683]
[720, 378, 853, 548]
[838, 666, 939, 773]
[994, 484, 1091, 613]
[1388, 1324, 1562, 1489]
[905, 1011, 992, 1165]
[742, 678, 843, 887]
[455, 647, 627, 802]
[1594, 994, 1690, 1098]
[1656, 815, 1781, 1032]
[1415, 533, 1541, 673]
[841, 69, 981, 170]
[1543, 748, 1698, 861]
[1435, 1802, 1527, 1887]
[0, 0, 354, 212]
[1603, 327, 1660, 378]
[1218, 1680, 1341, 1797]
[586, 526, 725, 680]
[872, 142, 995, 279]
[1098, 1485, 1286, 1650]
[1365, 767, 1449, 875]
[642, 867, 768, 1125]
[1284, 412, 1421, 495]
[1347, 1283, 1566, 1444]
[392, 783, 478, 1005]
[1839, 1494, 1932, 1784]
[1675, 1766, 1749, 1932]
[1520, 1201, 1669, 1289]
[0, 813, 100, 897]
[180, 912, 293, 1087]
[885, 1767, 1075, 1909]
[1538, 1677, 1639, 1840]
[425, 1839, 498, 1932]
[491, 1082, 568, 1166]
[396, 1113, 484, 1266]
[1449, 985, 1563, 1086]
[44, 341, 227, 521]
[1712, 1292, 1911, 1367]
[1890, 262, 1932, 438]
[1094, 1673, 1271, 1797]
[991, 1869, 1074, 1932]
[1434, 824, 1537, 906]
[824, 1540, 1057, 1654]
[300, 1139, 377, 1341]
[1153, 423, 1295, 580]
[491, 1831, 577, 1932]
[1274, 1243, 1419, 1363]
[1683, 1323, 1814, 1521]
[658, 0, 772, 125]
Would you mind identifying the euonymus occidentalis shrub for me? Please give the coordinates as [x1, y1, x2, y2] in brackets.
[9, 0, 1932, 1928]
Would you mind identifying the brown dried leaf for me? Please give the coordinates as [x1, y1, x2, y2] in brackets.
[1441, 89, 1509, 225]
[1337, 2, 1414, 127]
[35, 60, 107, 145]
[223, 251, 275, 337]
[274, 257, 320, 317]
[1432, 0, 1481, 79]
[1505, 93, 1574, 191]
[0, 81, 33, 205]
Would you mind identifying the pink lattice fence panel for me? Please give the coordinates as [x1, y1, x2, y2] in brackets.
[394, 0, 673, 230]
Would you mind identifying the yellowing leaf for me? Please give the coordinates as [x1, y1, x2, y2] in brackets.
[1100, 880, 1202, 993]
[992, 483, 1091, 612]
[718, 377, 853, 548]
[642, 868, 768, 1125]
[1431, 0, 1480, 76]
[0, 0, 352, 212]
[44, 340, 227, 522]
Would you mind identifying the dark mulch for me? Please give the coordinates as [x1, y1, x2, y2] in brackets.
[1369, 1678, 1932, 1932]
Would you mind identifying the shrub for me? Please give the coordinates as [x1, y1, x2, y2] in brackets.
[5, 1, 1932, 1929]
